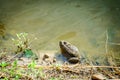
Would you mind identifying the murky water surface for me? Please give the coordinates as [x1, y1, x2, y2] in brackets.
[0, 0, 120, 62]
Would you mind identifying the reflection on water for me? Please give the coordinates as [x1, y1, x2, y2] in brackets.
[0, 22, 6, 39]
[0, 0, 120, 63]
[57, 31, 76, 40]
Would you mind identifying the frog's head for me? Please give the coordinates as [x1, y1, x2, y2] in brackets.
[59, 40, 67, 52]
[59, 40, 69, 48]
[59, 40, 73, 53]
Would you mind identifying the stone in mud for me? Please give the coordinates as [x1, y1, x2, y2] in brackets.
[42, 54, 49, 61]
[59, 40, 80, 64]
[92, 73, 106, 80]
[53, 58, 56, 63]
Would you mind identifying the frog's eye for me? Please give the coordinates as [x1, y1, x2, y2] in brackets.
[64, 42, 67, 44]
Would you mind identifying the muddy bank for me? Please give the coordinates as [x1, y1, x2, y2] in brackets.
[0, 50, 120, 80]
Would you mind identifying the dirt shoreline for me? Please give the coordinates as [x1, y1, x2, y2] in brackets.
[0, 50, 120, 80]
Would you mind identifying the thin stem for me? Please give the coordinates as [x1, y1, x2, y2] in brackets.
[105, 30, 108, 54]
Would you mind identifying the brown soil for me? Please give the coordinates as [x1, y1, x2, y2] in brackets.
[0, 51, 120, 80]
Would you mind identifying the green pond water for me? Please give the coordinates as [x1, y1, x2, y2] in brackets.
[0, 0, 120, 63]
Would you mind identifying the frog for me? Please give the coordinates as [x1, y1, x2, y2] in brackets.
[59, 40, 80, 64]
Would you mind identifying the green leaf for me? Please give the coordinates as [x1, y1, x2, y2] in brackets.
[14, 74, 21, 80]
[3, 77, 9, 80]
[0, 61, 8, 68]
[49, 77, 60, 80]
[12, 60, 18, 67]
[28, 60, 36, 68]
[24, 49, 34, 58]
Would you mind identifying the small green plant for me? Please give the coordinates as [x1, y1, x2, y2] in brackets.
[9, 60, 22, 79]
[28, 60, 36, 69]
[12, 32, 29, 53]
[38, 68, 45, 78]
[2, 77, 9, 80]
[24, 49, 34, 58]
[49, 77, 60, 80]
[12, 32, 37, 59]
[0, 60, 23, 80]
[0, 61, 8, 68]
[12, 60, 18, 68]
